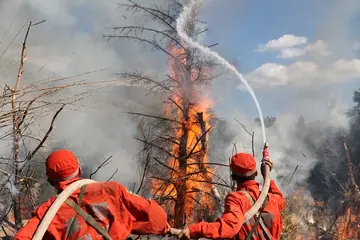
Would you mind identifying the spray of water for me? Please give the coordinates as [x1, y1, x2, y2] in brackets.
[176, 0, 267, 144]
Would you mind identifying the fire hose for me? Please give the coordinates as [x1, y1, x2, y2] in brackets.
[32, 179, 97, 240]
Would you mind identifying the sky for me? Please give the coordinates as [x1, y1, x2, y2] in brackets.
[200, 0, 360, 118]
[0, 0, 359, 192]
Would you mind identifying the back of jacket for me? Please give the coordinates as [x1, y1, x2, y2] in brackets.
[14, 181, 168, 240]
[235, 180, 284, 239]
[188, 180, 285, 240]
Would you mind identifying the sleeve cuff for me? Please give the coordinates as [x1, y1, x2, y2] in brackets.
[188, 224, 202, 239]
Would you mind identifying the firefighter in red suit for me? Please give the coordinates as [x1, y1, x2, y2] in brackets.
[14, 149, 170, 240]
[179, 152, 285, 240]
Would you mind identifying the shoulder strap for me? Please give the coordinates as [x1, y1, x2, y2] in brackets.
[66, 185, 87, 239]
[239, 190, 272, 240]
[65, 199, 112, 240]
[65, 185, 112, 240]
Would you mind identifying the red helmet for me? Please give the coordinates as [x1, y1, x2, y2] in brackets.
[230, 153, 257, 177]
[46, 150, 80, 182]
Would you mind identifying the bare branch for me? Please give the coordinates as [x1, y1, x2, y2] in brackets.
[108, 26, 184, 49]
[118, 1, 177, 32]
[135, 137, 177, 160]
[89, 155, 113, 179]
[185, 126, 212, 159]
[135, 153, 150, 194]
[106, 169, 118, 182]
[153, 157, 178, 173]
[288, 165, 298, 184]
[118, 72, 173, 92]
[127, 111, 181, 125]
[234, 118, 252, 136]
[104, 35, 178, 62]
[21, 104, 65, 171]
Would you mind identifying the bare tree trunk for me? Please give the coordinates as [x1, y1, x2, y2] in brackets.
[12, 21, 32, 230]
[343, 136, 359, 195]
[174, 47, 193, 228]
[197, 112, 220, 220]
[174, 117, 189, 228]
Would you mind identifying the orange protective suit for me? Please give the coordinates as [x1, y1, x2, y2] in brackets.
[188, 179, 285, 240]
[14, 178, 169, 240]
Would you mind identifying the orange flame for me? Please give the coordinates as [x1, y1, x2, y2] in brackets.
[151, 41, 216, 224]
[336, 206, 360, 239]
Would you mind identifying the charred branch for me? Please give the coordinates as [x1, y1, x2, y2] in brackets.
[106, 169, 118, 182]
[135, 137, 177, 160]
[152, 157, 178, 173]
[136, 153, 150, 194]
[196, 112, 207, 151]
[118, 0, 177, 33]
[107, 26, 184, 49]
[89, 155, 113, 179]
[118, 72, 173, 93]
[186, 126, 212, 160]
[104, 35, 178, 62]
[22, 105, 65, 167]
[127, 111, 181, 125]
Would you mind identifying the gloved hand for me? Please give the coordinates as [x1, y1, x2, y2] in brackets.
[177, 226, 190, 239]
[261, 143, 273, 178]
[261, 158, 273, 178]
[163, 223, 171, 236]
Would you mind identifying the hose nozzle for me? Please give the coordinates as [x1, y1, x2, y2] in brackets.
[262, 142, 269, 160]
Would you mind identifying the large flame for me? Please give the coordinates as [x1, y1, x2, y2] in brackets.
[151, 41, 216, 224]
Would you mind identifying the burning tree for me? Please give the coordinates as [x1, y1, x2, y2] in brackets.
[105, 0, 227, 228]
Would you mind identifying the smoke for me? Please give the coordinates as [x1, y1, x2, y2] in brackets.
[0, 0, 169, 192]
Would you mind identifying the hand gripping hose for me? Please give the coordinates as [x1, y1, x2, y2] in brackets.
[32, 179, 97, 240]
[244, 143, 271, 222]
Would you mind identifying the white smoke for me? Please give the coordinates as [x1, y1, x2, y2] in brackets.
[0, 0, 169, 196]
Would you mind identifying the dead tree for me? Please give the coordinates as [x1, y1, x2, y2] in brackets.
[0, 21, 125, 234]
[0, 21, 65, 231]
[105, 0, 227, 228]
